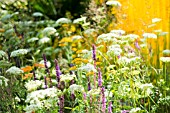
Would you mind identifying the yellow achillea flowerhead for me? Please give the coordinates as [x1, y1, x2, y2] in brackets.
[21, 66, 33, 72]
[72, 58, 82, 63]
[82, 59, 89, 63]
[59, 43, 67, 47]
[86, 71, 94, 76]
[76, 50, 82, 54]
[72, 48, 77, 51]
[69, 66, 77, 71]
[59, 37, 72, 43]
[72, 55, 77, 59]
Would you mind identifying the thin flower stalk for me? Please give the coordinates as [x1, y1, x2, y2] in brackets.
[92, 44, 97, 88]
[59, 95, 64, 113]
[108, 101, 112, 113]
[44, 76, 47, 89]
[55, 59, 61, 87]
[101, 87, 106, 113]
[98, 68, 102, 87]
[43, 54, 50, 75]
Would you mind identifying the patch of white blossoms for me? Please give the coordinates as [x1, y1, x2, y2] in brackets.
[25, 80, 44, 92]
[25, 87, 59, 113]
[143, 33, 157, 39]
[38, 37, 51, 45]
[0, 76, 9, 86]
[10, 49, 28, 57]
[6, 66, 23, 75]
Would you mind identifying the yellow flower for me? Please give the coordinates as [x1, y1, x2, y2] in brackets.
[96, 62, 101, 66]
[22, 73, 33, 80]
[72, 54, 77, 58]
[70, 25, 76, 32]
[86, 71, 94, 76]
[72, 58, 82, 63]
[59, 43, 67, 47]
[72, 48, 77, 51]
[59, 37, 72, 43]
[71, 43, 76, 47]
[76, 50, 82, 54]
[69, 66, 77, 71]
[82, 59, 89, 63]
[21, 66, 33, 72]
[33, 63, 45, 68]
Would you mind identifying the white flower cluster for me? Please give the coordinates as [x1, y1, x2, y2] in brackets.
[72, 35, 83, 40]
[27, 37, 39, 43]
[78, 63, 96, 72]
[0, 50, 7, 58]
[10, 49, 28, 57]
[97, 33, 118, 43]
[143, 33, 157, 39]
[25, 87, 59, 113]
[32, 12, 43, 17]
[83, 29, 97, 36]
[160, 57, 170, 63]
[117, 56, 141, 65]
[55, 18, 71, 26]
[38, 37, 51, 45]
[107, 44, 122, 56]
[106, 0, 122, 7]
[129, 107, 141, 113]
[110, 29, 125, 35]
[25, 80, 43, 92]
[60, 74, 76, 82]
[73, 17, 86, 24]
[0, 76, 9, 86]
[69, 84, 84, 93]
[6, 66, 23, 75]
[42, 27, 56, 36]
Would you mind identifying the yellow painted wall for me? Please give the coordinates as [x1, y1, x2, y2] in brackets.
[116, 0, 170, 47]
[114, 0, 170, 67]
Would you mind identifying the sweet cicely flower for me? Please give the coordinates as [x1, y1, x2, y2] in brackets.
[160, 57, 170, 63]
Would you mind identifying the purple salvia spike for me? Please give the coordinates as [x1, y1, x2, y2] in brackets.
[83, 92, 87, 100]
[98, 68, 102, 87]
[117, 55, 121, 59]
[101, 87, 106, 113]
[55, 59, 61, 83]
[108, 101, 112, 113]
[44, 76, 47, 89]
[71, 92, 75, 100]
[92, 44, 97, 61]
[59, 95, 64, 113]
[88, 77, 91, 91]
[134, 41, 140, 50]
[43, 54, 50, 75]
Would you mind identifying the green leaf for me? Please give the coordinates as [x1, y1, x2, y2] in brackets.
[0, 60, 12, 68]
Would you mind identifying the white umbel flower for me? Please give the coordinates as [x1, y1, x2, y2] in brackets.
[6, 66, 23, 75]
[143, 33, 157, 39]
[10, 49, 28, 57]
[106, 0, 121, 7]
[160, 57, 170, 63]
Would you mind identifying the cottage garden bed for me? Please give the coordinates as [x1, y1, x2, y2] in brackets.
[0, 0, 170, 113]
